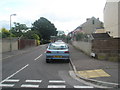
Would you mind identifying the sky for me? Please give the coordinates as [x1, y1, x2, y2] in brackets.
[0, 0, 106, 34]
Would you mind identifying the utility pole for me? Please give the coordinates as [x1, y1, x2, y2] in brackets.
[10, 14, 16, 52]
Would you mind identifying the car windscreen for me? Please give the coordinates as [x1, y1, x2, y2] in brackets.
[48, 44, 68, 50]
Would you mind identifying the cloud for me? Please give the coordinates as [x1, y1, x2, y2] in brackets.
[0, 0, 106, 32]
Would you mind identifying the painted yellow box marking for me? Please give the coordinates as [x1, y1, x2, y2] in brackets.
[77, 69, 110, 79]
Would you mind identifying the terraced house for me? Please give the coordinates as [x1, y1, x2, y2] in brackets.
[80, 17, 103, 34]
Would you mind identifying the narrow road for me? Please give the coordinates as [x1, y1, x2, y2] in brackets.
[1, 45, 93, 88]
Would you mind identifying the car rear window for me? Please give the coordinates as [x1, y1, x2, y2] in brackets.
[49, 44, 68, 50]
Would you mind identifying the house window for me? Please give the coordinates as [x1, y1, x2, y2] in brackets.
[92, 20, 95, 24]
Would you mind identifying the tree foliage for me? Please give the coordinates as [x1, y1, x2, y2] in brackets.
[23, 30, 41, 40]
[12, 22, 28, 32]
[75, 33, 88, 41]
[0, 28, 11, 38]
[57, 31, 65, 36]
[32, 17, 57, 41]
[32, 34, 40, 40]
[11, 22, 28, 37]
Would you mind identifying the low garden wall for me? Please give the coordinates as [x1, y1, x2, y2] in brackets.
[71, 38, 120, 62]
[72, 41, 92, 55]
[1, 38, 37, 52]
[1, 38, 18, 52]
[92, 38, 120, 62]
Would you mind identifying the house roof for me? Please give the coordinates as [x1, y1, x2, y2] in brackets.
[92, 33, 111, 39]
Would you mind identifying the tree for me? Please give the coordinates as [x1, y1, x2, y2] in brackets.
[57, 31, 65, 36]
[32, 17, 57, 41]
[23, 30, 41, 39]
[32, 34, 40, 45]
[11, 22, 28, 37]
[32, 34, 40, 40]
[75, 33, 88, 41]
[0, 28, 11, 38]
[23, 30, 41, 45]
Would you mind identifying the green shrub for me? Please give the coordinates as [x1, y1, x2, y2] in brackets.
[36, 40, 40, 45]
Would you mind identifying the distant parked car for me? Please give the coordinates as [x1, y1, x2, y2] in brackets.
[45, 43, 70, 63]
[54, 40, 65, 44]
[55, 40, 63, 42]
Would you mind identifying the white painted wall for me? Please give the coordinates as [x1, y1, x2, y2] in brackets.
[104, 1, 120, 38]
[72, 41, 92, 55]
[1, 38, 18, 52]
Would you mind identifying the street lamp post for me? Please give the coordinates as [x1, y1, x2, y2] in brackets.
[10, 14, 16, 52]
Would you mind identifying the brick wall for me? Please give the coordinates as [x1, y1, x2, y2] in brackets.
[18, 39, 36, 50]
[92, 38, 120, 61]
[92, 38, 120, 53]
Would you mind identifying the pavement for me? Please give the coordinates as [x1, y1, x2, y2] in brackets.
[69, 44, 119, 88]
[1, 45, 120, 89]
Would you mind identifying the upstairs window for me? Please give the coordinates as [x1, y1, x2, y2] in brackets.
[92, 20, 95, 24]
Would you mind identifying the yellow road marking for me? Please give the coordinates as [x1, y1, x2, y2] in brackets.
[94, 69, 110, 77]
[77, 69, 110, 79]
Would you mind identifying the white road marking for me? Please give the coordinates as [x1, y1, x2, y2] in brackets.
[49, 80, 65, 83]
[21, 84, 39, 88]
[74, 85, 94, 88]
[0, 64, 29, 84]
[48, 85, 66, 88]
[0, 84, 14, 87]
[25, 80, 42, 83]
[44, 51, 46, 53]
[34, 54, 42, 61]
[4, 79, 19, 82]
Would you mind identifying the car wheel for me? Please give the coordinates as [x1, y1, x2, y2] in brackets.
[46, 59, 50, 63]
[66, 59, 70, 63]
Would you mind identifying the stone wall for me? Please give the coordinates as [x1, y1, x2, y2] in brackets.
[92, 38, 119, 53]
[92, 38, 120, 61]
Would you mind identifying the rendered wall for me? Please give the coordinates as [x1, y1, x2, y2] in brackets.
[104, 2, 119, 37]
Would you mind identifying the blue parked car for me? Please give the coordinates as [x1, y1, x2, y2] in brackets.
[45, 43, 70, 63]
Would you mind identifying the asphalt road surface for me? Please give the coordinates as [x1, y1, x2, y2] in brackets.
[1, 45, 93, 89]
